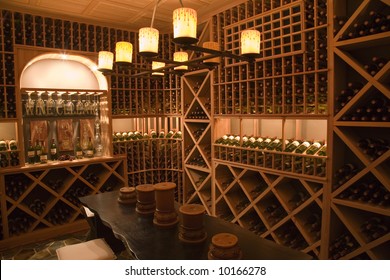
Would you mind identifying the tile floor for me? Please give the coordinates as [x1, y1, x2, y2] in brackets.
[0, 230, 134, 260]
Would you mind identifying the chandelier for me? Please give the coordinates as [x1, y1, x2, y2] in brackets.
[97, 0, 261, 76]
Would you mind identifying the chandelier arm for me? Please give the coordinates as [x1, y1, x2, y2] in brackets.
[181, 44, 254, 62]
[179, 0, 184, 7]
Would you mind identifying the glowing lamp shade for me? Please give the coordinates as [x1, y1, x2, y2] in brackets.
[202, 41, 220, 66]
[240, 30, 261, 57]
[115, 41, 133, 65]
[98, 51, 114, 72]
[139, 27, 159, 57]
[174, 52, 188, 71]
[172, 7, 198, 44]
[152, 61, 165, 76]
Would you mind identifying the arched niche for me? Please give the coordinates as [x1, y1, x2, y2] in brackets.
[14, 47, 112, 158]
[19, 53, 108, 90]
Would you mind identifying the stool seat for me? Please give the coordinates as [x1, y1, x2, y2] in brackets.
[56, 238, 116, 260]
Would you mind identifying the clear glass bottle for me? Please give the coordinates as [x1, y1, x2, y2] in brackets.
[94, 114, 103, 157]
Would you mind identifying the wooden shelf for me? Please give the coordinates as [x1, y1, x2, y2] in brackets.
[0, 156, 127, 249]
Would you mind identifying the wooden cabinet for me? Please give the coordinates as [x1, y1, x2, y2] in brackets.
[0, 156, 127, 249]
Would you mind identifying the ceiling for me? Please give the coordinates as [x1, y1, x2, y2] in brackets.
[2, 0, 245, 32]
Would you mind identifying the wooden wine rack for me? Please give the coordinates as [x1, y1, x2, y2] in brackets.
[0, 156, 127, 250]
[1, 0, 388, 260]
[113, 136, 183, 202]
[182, 69, 213, 215]
[329, 0, 390, 260]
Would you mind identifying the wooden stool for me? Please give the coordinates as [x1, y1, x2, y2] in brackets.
[56, 238, 116, 260]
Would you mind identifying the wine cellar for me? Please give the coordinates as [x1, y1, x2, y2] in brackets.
[0, 0, 389, 260]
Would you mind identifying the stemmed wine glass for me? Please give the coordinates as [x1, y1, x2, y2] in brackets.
[46, 91, 56, 116]
[25, 90, 35, 116]
[56, 91, 65, 115]
[65, 91, 76, 115]
[76, 92, 86, 115]
[35, 91, 46, 116]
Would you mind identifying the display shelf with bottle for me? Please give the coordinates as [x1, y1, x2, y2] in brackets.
[213, 118, 328, 180]
[182, 69, 213, 214]
[0, 156, 127, 249]
[330, 0, 390, 259]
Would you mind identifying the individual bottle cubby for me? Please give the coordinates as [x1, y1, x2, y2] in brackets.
[238, 209, 267, 236]
[274, 179, 311, 212]
[257, 192, 288, 227]
[44, 200, 75, 226]
[7, 208, 35, 237]
[4, 173, 32, 201]
[275, 221, 308, 251]
[294, 203, 323, 244]
[21, 185, 53, 219]
[335, 175, 390, 209]
[238, 170, 268, 201]
[216, 198, 235, 222]
[334, 0, 390, 41]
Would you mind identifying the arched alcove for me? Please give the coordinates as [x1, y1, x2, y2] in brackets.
[19, 53, 108, 90]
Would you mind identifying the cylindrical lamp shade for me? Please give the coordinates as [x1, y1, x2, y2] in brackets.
[241, 29, 261, 57]
[98, 51, 114, 72]
[174, 51, 188, 71]
[152, 61, 165, 76]
[115, 41, 133, 65]
[202, 41, 220, 66]
[173, 7, 198, 44]
[139, 27, 159, 57]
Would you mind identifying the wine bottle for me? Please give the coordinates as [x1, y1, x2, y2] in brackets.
[294, 141, 310, 154]
[173, 131, 182, 139]
[284, 140, 300, 152]
[258, 137, 273, 149]
[50, 138, 58, 161]
[305, 141, 322, 155]
[34, 140, 42, 163]
[316, 144, 327, 156]
[265, 138, 281, 150]
[40, 141, 48, 164]
[27, 140, 36, 164]
[75, 137, 83, 159]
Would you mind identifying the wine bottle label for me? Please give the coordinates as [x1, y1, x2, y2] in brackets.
[222, 135, 228, 140]
[256, 138, 263, 143]
[40, 155, 48, 162]
[234, 136, 240, 141]
[86, 150, 94, 156]
[28, 151, 35, 157]
[291, 141, 300, 146]
[249, 137, 256, 143]
[36, 150, 42, 155]
[50, 148, 57, 154]
[76, 151, 83, 156]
